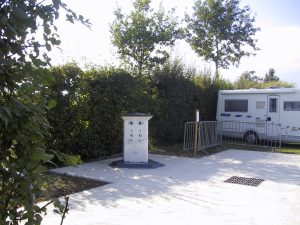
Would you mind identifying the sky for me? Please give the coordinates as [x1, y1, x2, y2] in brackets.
[49, 0, 300, 87]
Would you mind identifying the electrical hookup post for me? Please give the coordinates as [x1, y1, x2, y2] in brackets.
[109, 112, 164, 169]
[193, 109, 200, 156]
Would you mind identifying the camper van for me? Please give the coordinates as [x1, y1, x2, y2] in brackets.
[216, 88, 300, 143]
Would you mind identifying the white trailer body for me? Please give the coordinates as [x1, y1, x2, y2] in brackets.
[216, 88, 300, 143]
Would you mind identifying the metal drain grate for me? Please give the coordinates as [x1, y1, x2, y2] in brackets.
[224, 176, 264, 187]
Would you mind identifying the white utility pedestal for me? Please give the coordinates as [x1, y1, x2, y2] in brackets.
[122, 112, 152, 163]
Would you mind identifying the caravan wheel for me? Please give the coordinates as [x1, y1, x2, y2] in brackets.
[244, 131, 258, 145]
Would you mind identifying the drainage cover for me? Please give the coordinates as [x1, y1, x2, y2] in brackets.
[224, 176, 264, 187]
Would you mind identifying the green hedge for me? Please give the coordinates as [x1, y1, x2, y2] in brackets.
[150, 62, 203, 144]
[87, 68, 150, 158]
[47, 63, 89, 159]
[47, 62, 232, 160]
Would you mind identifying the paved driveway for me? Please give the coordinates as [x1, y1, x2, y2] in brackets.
[43, 150, 300, 225]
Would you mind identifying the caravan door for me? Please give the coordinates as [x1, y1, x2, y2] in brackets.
[266, 95, 280, 138]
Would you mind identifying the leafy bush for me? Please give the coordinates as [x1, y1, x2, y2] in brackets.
[234, 71, 294, 89]
[47, 61, 235, 156]
[149, 61, 200, 143]
[193, 75, 233, 121]
[47, 63, 88, 161]
[48, 60, 295, 158]
[47, 66, 151, 159]
[149, 60, 233, 144]
[0, 67, 54, 223]
[0, 0, 90, 222]
[86, 67, 151, 157]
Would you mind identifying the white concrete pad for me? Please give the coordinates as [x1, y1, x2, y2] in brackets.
[43, 150, 300, 225]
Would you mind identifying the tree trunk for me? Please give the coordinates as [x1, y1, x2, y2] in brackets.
[214, 60, 219, 81]
[137, 61, 143, 77]
[214, 38, 220, 81]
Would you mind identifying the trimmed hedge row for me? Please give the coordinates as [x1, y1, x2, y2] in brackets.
[47, 63, 232, 159]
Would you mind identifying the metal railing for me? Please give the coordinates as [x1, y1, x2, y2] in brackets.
[183, 121, 222, 155]
[221, 121, 281, 148]
[183, 121, 281, 155]
[183, 122, 197, 152]
[198, 121, 222, 153]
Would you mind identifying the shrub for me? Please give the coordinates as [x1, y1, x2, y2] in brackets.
[47, 63, 88, 161]
[149, 60, 234, 144]
[48, 65, 151, 159]
[193, 75, 233, 121]
[47, 61, 235, 155]
[86, 67, 150, 158]
[150, 61, 203, 144]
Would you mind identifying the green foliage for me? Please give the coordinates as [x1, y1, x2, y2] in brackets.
[186, 0, 260, 76]
[47, 61, 293, 155]
[150, 60, 201, 143]
[110, 0, 182, 76]
[264, 68, 279, 82]
[0, 0, 89, 224]
[50, 151, 83, 167]
[0, 68, 54, 224]
[193, 74, 233, 121]
[150, 60, 232, 144]
[260, 81, 294, 88]
[87, 68, 151, 157]
[0, 0, 90, 74]
[47, 63, 88, 161]
[235, 70, 294, 89]
[234, 71, 262, 89]
[47, 60, 235, 153]
[48, 65, 151, 159]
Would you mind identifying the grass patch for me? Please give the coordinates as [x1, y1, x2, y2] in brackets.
[153, 142, 300, 157]
[151, 143, 226, 157]
[278, 143, 300, 154]
[222, 143, 273, 152]
[278, 148, 300, 154]
[37, 173, 108, 202]
[150, 143, 183, 156]
[223, 142, 300, 154]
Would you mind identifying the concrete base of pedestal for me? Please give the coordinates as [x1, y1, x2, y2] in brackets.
[109, 159, 164, 169]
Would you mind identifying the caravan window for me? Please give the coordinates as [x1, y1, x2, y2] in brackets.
[225, 99, 248, 112]
[284, 101, 300, 111]
[269, 98, 278, 113]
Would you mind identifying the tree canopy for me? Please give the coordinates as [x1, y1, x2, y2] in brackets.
[235, 70, 293, 89]
[264, 68, 279, 82]
[185, 0, 260, 78]
[110, 0, 182, 76]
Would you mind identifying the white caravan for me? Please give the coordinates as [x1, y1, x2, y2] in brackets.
[216, 88, 300, 143]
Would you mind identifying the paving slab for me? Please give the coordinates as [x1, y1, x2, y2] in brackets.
[42, 150, 300, 225]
